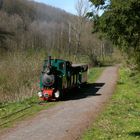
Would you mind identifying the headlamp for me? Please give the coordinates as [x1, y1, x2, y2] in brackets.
[38, 92, 43, 98]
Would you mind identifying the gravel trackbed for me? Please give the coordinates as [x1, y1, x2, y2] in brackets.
[0, 66, 119, 140]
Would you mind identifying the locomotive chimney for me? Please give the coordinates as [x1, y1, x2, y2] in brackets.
[48, 56, 51, 67]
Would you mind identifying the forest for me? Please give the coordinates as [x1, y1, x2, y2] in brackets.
[89, 0, 140, 70]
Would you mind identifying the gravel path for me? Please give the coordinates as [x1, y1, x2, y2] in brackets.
[0, 66, 119, 140]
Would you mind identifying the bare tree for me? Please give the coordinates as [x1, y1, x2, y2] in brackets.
[0, 0, 3, 9]
[74, 0, 90, 61]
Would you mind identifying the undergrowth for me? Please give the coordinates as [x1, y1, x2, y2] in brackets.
[0, 51, 46, 103]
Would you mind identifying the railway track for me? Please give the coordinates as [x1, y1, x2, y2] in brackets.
[0, 101, 45, 127]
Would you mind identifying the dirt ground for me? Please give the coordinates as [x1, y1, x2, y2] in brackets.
[0, 66, 119, 140]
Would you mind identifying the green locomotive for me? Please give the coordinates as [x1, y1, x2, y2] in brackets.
[38, 56, 88, 101]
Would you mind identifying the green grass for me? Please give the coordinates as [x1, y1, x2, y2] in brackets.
[82, 67, 140, 140]
[88, 67, 104, 83]
[0, 96, 57, 130]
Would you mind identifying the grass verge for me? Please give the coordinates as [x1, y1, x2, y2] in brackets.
[82, 67, 140, 140]
[88, 67, 104, 83]
[0, 96, 57, 130]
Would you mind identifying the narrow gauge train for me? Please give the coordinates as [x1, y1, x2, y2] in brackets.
[38, 56, 88, 101]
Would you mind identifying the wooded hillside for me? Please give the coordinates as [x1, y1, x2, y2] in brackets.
[0, 0, 71, 51]
[0, 0, 113, 63]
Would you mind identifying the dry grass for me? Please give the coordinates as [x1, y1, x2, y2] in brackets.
[0, 51, 46, 103]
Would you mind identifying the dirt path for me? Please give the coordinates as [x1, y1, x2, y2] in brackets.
[0, 66, 119, 140]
